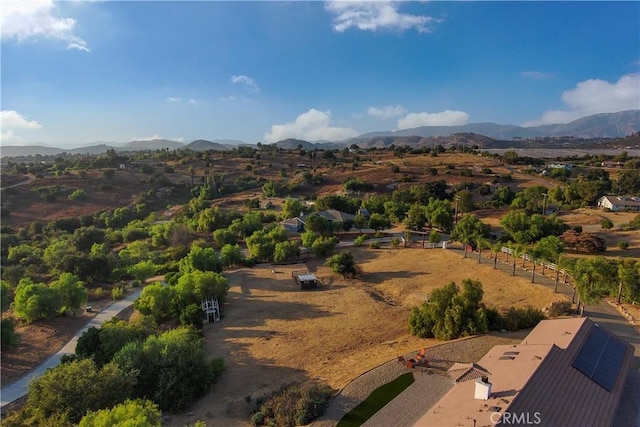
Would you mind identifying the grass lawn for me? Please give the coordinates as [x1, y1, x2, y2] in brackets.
[337, 372, 415, 427]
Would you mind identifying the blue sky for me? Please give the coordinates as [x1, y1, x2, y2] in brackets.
[1, 1, 639, 148]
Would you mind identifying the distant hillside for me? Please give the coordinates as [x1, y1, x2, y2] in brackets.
[272, 138, 344, 150]
[354, 110, 640, 141]
[124, 139, 185, 150]
[0, 145, 65, 157]
[185, 140, 234, 151]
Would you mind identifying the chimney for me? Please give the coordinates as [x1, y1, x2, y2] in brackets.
[474, 376, 492, 400]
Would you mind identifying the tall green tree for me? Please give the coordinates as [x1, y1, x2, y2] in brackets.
[325, 251, 359, 278]
[11, 278, 62, 323]
[450, 214, 490, 258]
[50, 273, 87, 318]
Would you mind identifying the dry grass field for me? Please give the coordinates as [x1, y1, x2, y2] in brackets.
[169, 247, 568, 426]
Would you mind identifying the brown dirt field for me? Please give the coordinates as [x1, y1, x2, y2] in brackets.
[168, 247, 567, 426]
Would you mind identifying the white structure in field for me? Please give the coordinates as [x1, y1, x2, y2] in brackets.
[201, 298, 220, 323]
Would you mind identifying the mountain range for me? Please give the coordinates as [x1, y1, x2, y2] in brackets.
[1, 110, 639, 158]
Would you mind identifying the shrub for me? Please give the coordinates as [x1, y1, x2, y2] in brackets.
[1, 318, 19, 347]
[353, 234, 368, 246]
[502, 307, 546, 331]
[68, 189, 87, 201]
[617, 241, 629, 250]
[548, 301, 572, 318]
[252, 382, 332, 427]
[111, 285, 125, 300]
[368, 241, 380, 249]
[600, 218, 614, 229]
[325, 251, 359, 278]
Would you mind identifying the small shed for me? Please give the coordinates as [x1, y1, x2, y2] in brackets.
[292, 270, 319, 290]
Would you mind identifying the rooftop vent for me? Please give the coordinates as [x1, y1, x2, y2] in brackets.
[475, 377, 492, 400]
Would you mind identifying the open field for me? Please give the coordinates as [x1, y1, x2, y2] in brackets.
[168, 247, 568, 426]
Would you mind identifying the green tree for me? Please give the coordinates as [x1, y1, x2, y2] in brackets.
[532, 235, 565, 263]
[368, 213, 391, 231]
[451, 215, 490, 258]
[300, 230, 318, 248]
[128, 260, 157, 281]
[408, 279, 489, 340]
[212, 228, 237, 249]
[282, 198, 305, 219]
[404, 203, 427, 230]
[424, 198, 454, 232]
[11, 278, 62, 323]
[175, 270, 229, 306]
[134, 283, 175, 322]
[24, 359, 134, 424]
[50, 273, 87, 318]
[179, 245, 223, 274]
[455, 189, 475, 213]
[1, 281, 18, 347]
[112, 328, 216, 412]
[220, 243, 245, 267]
[305, 213, 334, 236]
[79, 399, 161, 427]
[311, 236, 339, 256]
[274, 240, 300, 263]
[325, 251, 359, 278]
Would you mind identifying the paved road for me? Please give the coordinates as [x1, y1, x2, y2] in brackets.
[0, 290, 141, 409]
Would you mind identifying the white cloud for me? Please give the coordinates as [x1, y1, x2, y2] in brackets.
[325, 1, 438, 33]
[166, 97, 182, 103]
[1, 110, 43, 129]
[1, 130, 24, 144]
[0, 110, 42, 144]
[367, 105, 407, 119]
[263, 109, 358, 143]
[520, 71, 554, 80]
[231, 75, 260, 92]
[524, 73, 640, 126]
[1, 0, 90, 51]
[188, 99, 199, 105]
[397, 110, 470, 129]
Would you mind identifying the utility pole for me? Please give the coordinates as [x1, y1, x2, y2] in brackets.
[454, 196, 459, 225]
[541, 193, 548, 215]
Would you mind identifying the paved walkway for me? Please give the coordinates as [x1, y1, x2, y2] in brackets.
[0, 290, 142, 409]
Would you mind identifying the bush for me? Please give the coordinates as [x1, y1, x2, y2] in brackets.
[111, 285, 125, 300]
[68, 189, 87, 201]
[325, 251, 359, 278]
[353, 234, 368, 247]
[502, 307, 546, 331]
[617, 241, 629, 250]
[548, 301, 572, 318]
[252, 382, 332, 427]
[600, 218, 614, 229]
[1, 318, 19, 347]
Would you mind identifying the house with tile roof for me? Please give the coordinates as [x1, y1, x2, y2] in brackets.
[415, 317, 634, 427]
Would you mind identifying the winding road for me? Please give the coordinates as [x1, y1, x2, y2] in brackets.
[0, 290, 141, 410]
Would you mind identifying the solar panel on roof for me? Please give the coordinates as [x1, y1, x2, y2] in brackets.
[572, 326, 627, 391]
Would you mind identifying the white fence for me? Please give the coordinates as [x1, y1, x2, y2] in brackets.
[499, 246, 571, 282]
